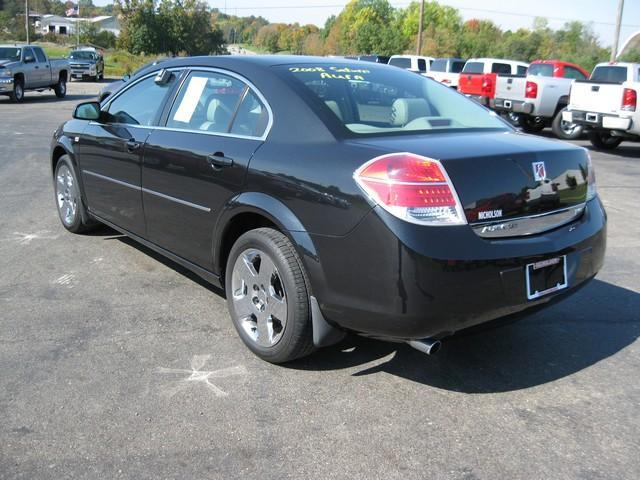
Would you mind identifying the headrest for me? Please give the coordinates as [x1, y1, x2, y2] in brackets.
[390, 98, 432, 126]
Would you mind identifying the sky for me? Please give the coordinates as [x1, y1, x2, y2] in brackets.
[202, 0, 640, 49]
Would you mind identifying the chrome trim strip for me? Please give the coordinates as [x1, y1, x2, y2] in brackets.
[83, 170, 140, 190]
[472, 204, 586, 238]
[141, 187, 211, 212]
[83, 170, 211, 212]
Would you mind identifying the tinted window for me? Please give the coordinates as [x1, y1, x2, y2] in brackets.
[0, 47, 21, 61]
[590, 66, 627, 84]
[417, 59, 427, 72]
[491, 63, 511, 74]
[389, 57, 411, 69]
[462, 62, 484, 73]
[280, 63, 507, 136]
[107, 73, 176, 126]
[528, 64, 553, 77]
[563, 66, 587, 80]
[516, 65, 528, 75]
[230, 90, 269, 137]
[431, 59, 447, 72]
[33, 47, 47, 63]
[451, 61, 465, 73]
[167, 71, 246, 134]
[23, 47, 35, 62]
[70, 51, 95, 60]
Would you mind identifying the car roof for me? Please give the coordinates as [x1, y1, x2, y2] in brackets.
[466, 57, 528, 65]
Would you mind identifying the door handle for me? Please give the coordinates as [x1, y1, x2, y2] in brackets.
[207, 152, 234, 169]
[126, 140, 141, 152]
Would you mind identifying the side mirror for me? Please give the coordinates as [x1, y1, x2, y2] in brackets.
[122, 73, 131, 81]
[24, 55, 35, 63]
[73, 101, 102, 121]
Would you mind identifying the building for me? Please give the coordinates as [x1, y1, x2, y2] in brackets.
[37, 15, 120, 36]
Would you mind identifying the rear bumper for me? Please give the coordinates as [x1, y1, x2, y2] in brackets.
[0, 78, 14, 93]
[563, 110, 633, 131]
[494, 98, 535, 115]
[308, 197, 606, 340]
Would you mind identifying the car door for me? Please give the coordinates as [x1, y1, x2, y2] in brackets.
[32, 47, 51, 86]
[78, 71, 179, 236]
[21, 47, 40, 87]
[141, 69, 271, 269]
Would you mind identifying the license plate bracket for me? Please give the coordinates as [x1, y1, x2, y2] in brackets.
[525, 256, 568, 300]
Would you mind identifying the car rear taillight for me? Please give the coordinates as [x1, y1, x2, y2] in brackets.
[586, 151, 597, 201]
[354, 153, 466, 226]
[622, 88, 637, 112]
[481, 76, 493, 97]
[525, 81, 538, 99]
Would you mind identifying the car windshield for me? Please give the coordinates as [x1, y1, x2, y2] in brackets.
[0, 47, 21, 61]
[462, 62, 484, 73]
[278, 63, 508, 136]
[590, 66, 628, 84]
[528, 64, 554, 77]
[70, 51, 95, 60]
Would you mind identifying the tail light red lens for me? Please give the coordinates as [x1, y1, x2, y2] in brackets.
[481, 76, 493, 97]
[622, 88, 637, 111]
[525, 81, 538, 99]
[354, 153, 466, 225]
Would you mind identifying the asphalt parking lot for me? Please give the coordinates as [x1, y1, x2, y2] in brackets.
[1, 82, 639, 480]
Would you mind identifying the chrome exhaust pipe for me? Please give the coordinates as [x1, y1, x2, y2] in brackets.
[407, 339, 442, 355]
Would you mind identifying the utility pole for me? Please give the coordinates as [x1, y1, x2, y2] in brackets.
[416, 0, 424, 55]
[25, 0, 29, 44]
[611, 0, 624, 61]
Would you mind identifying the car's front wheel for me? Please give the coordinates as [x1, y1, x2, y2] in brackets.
[54, 76, 67, 98]
[54, 156, 98, 233]
[225, 228, 315, 363]
[10, 78, 24, 102]
[589, 131, 623, 150]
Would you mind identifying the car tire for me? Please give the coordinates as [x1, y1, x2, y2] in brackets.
[589, 131, 623, 150]
[54, 156, 99, 233]
[225, 227, 315, 363]
[54, 76, 67, 98]
[518, 115, 546, 133]
[10, 78, 24, 102]
[552, 107, 583, 140]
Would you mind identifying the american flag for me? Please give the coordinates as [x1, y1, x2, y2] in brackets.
[65, 5, 79, 17]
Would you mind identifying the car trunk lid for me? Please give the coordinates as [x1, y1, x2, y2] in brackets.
[570, 81, 625, 114]
[494, 75, 527, 101]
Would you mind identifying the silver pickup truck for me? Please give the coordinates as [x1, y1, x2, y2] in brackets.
[0, 44, 69, 102]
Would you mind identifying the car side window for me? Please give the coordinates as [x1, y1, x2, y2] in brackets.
[492, 63, 511, 74]
[417, 59, 427, 72]
[106, 73, 176, 126]
[166, 71, 247, 134]
[563, 66, 586, 80]
[516, 65, 528, 75]
[230, 90, 269, 137]
[34, 47, 47, 63]
[23, 47, 35, 63]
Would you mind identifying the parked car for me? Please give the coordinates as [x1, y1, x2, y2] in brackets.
[492, 60, 590, 139]
[69, 47, 104, 81]
[0, 44, 69, 102]
[458, 58, 529, 107]
[388, 55, 434, 75]
[51, 56, 606, 363]
[564, 62, 640, 150]
[427, 57, 466, 88]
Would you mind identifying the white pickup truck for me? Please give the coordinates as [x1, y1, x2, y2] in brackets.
[388, 55, 435, 76]
[493, 60, 590, 139]
[564, 62, 640, 150]
[427, 57, 466, 88]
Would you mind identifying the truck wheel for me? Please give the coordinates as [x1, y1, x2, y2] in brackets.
[54, 76, 67, 98]
[589, 131, 623, 150]
[54, 156, 100, 233]
[10, 79, 24, 102]
[225, 228, 315, 363]
[518, 115, 546, 133]
[552, 108, 583, 140]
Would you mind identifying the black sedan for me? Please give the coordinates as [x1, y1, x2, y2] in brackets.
[50, 56, 606, 363]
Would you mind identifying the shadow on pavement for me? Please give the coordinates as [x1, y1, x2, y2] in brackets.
[287, 279, 639, 393]
[0, 93, 97, 104]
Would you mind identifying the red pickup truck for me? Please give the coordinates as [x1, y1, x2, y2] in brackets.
[457, 58, 529, 107]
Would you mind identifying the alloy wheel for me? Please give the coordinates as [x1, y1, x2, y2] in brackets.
[56, 164, 78, 226]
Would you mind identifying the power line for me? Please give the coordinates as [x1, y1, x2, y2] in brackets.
[213, 2, 640, 29]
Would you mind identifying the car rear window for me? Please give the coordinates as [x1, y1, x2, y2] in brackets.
[491, 63, 512, 74]
[528, 64, 554, 77]
[462, 62, 484, 74]
[278, 64, 508, 136]
[451, 61, 465, 73]
[590, 66, 628, 84]
[389, 57, 411, 69]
